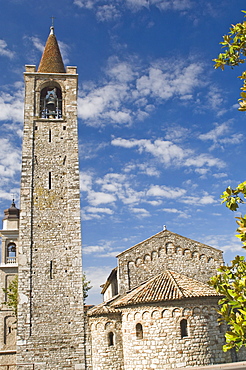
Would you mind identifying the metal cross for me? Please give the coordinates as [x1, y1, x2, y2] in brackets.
[51, 16, 56, 27]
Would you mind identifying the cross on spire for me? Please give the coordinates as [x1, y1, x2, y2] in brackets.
[51, 16, 56, 27]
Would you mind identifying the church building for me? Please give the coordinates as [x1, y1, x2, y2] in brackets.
[0, 26, 245, 370]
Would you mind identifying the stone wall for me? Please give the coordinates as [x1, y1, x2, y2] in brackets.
[17, 67, 85, 369]
[89, 314, 124, 370]
[117, 230, 224, 294]
[120, 298, 232, 370]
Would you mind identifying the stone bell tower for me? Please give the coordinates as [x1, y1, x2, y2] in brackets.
[17, 26, 85, 369]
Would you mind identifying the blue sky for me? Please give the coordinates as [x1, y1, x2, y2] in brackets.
[0, 0, 246, 304]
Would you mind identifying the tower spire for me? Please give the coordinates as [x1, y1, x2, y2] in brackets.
[38, 25, 65, 73]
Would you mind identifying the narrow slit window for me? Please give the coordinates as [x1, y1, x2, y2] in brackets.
[180, 319, 188, 338]
[49, 172, 52, 189]
[49, 129, 51, 142]
[50, 260, 53, 279]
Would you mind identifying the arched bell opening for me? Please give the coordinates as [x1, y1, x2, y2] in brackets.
[6, 243, 16, 264]
[40, 85, 62, 119]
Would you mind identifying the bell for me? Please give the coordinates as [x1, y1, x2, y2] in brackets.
[46, 95, 56, 111]
[45, 89, 57, 114]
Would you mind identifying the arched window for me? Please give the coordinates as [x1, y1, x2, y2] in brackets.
[180, 319, 188, 338]
[40, 86, 62, 119]
[6, 243, 16, 263]
[136, 323, 143, 339]
[108, 332, 114, 346]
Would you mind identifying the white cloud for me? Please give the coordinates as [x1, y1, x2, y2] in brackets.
[112, 138, 189, 166]
[213, 172, 228, 179]
[138, 163, 160, 177]
[30, 36, 44, 53]
[78, 57, 205, 126]
[163, 207, 190, 218]
[0, 138, 21, 178]
[130, 207, 150, 217]
[125, 0, 149, 10]
[78, 83, 131, 125]
[181, 193, 216, 205]
[0, 89, 24, 123]
[184, 153, 224, 169]
[206, 85, 224, 110]
[96, 5, 121, 21]
[202, 234, 246, 254]
[74, 0, 97, 9]
[136, 63, 203, 99]
[106, 57, 136, 83]
[74, 0, 192, 18]
[194, 168, 209, 176]
[0, 137, 21, 202]
[0, 190, 16, 202]
[97, 172, 145, 205]
[147, 185, 186, 199]
[86, 206, 114, 214]
[58, 41, 70, 65]
[80, 171, 93, 192]
[112, 137, 225, 170]
[87, 191, 117, 206]
[83, 239, 120, 257]
[199, 121, 230, 142]
[84, 265, 113, 304]
[83, 245, 105, 254]
[164, 124, 190, 143]
[198, 121, 244, 150]
[0, 40, 14, 59]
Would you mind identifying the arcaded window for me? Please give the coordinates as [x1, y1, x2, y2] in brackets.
[6, 243, 16, 264]
[40, 86, 62, 119]
[180, 319, 188, 338]
[136, 323, 143, 339]
[108, 332, 114, 346]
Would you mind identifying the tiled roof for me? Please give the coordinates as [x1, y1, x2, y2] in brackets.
[87, 298, 120, 316]
[111, 270, 220, 307]
[38, 27, 65, 73]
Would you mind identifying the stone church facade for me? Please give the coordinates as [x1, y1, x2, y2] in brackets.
[0, 26, 245, 369]
[86, 229, 246, 370]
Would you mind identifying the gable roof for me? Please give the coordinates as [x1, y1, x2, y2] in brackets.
[38, 26, 65, 73]
[116, 229, 222, 258]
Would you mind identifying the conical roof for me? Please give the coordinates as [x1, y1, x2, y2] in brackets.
[38, 26, 65, 73]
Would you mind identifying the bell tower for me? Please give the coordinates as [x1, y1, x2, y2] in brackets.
[17, 26, 85, 369]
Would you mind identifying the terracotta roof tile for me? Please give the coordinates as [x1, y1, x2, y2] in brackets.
[38, 27, 65, 73]
[87, 297, 120, 316]
[111, 270, 220, 307]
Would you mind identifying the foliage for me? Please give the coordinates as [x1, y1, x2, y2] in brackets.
[210, 181, 246, 352]
[82, 272, 92, 303]
[2, 275, 18, 319]
[210, 256, 246, 352]
[213, 11, 246, 111]
[212, 10, 246, 350]
[221, 181, 246, 247]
